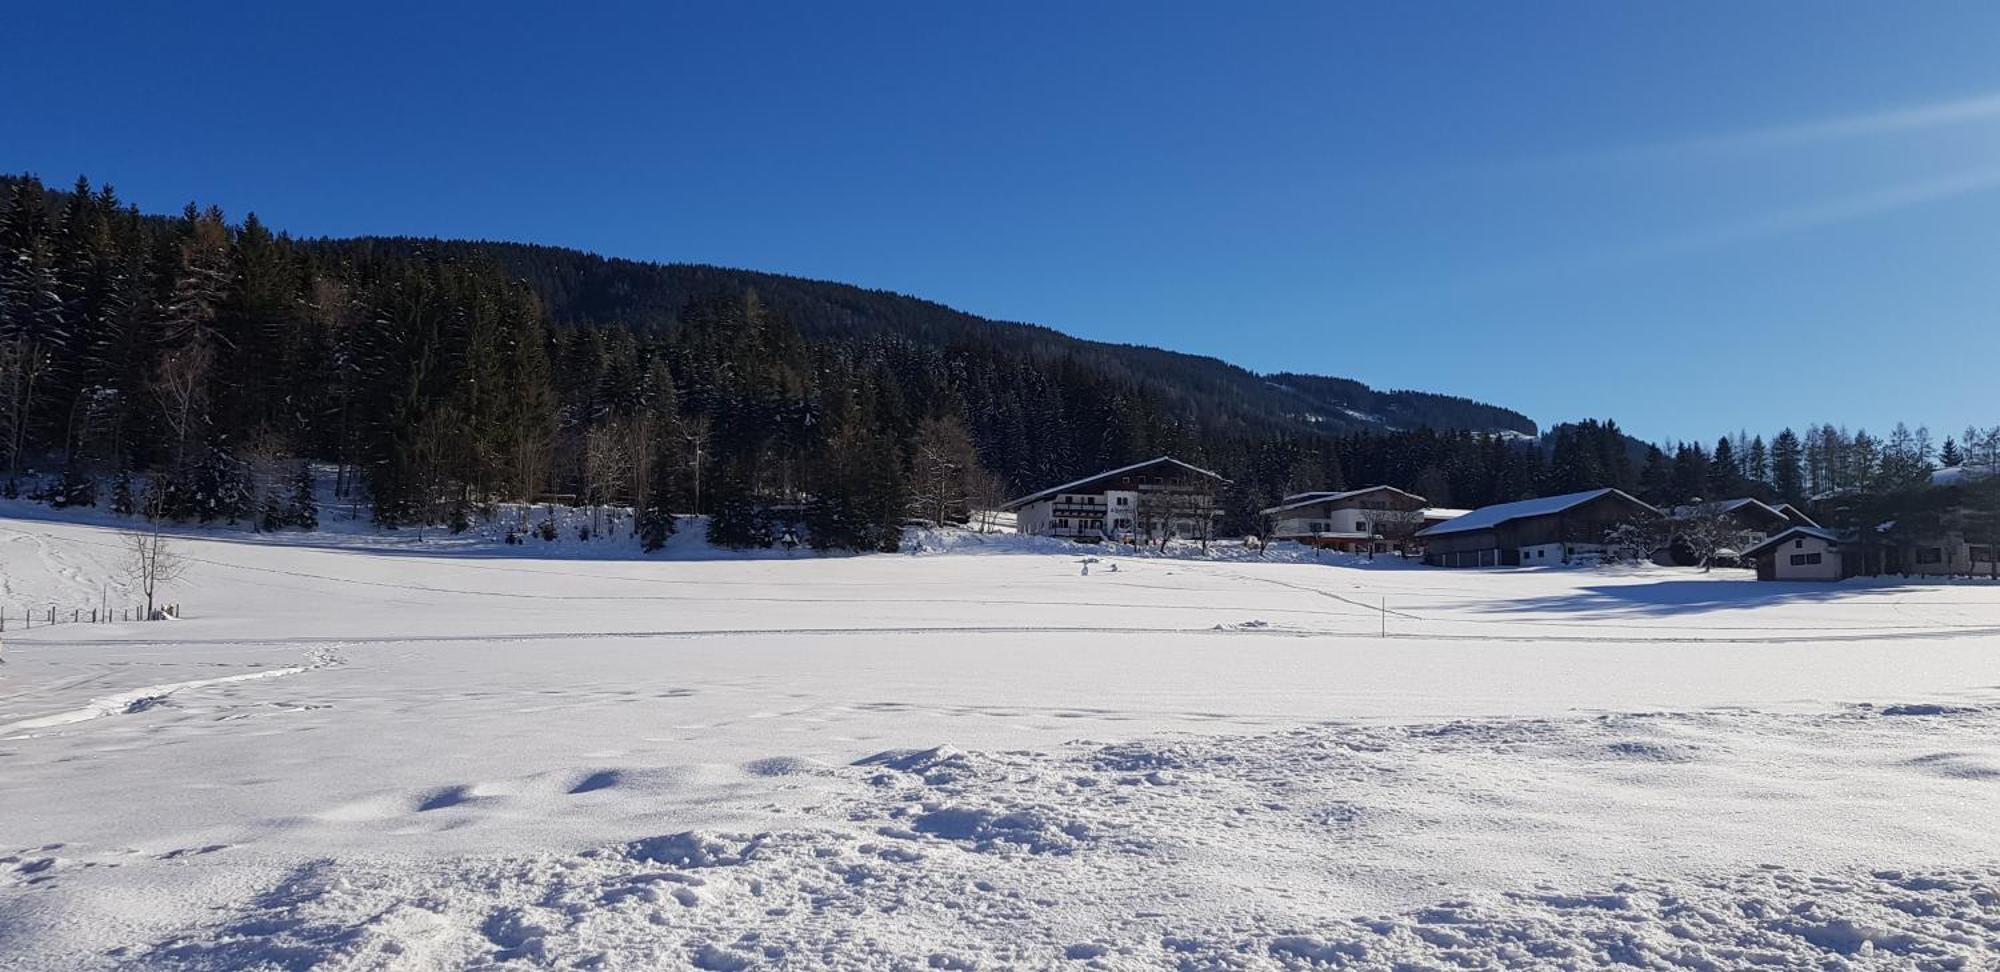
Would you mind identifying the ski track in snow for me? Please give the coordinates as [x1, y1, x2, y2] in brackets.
[0, 645, 342, 738]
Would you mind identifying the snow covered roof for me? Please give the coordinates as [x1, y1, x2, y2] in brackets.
[1739, 526, 1843, 559]
[1668, 498, 1790, 524]
[1258, 485, 1426, 516]
[1002, 456, 1229, 511]
[1415, 488, 1658, 538]
[1933, 464, 1994, 486]
[1420, 507, 1471, 521]
[1772, 503, 1820, 528]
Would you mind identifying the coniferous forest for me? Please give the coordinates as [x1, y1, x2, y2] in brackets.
[1, 174, 1990, 550]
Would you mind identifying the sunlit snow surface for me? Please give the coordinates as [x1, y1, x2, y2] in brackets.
[3, 508, 1999, 969]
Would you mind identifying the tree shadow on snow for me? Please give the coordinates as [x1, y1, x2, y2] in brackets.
[1477, 578, 1915, 617]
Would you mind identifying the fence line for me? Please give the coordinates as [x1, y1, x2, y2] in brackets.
[0, 601, 179, 631]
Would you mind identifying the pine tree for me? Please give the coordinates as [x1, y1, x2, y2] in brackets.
[706, 477, 773, 549]
[638, 412, 686, 552]
[1743, 436, 1769, 494]
[259, 489, 285, 532]
[111, 466, 135, 515]
[1636, 446, 1671, 504]
[1941, 436, 1963, 468]
[289, 462, 318, 529]
[1707, 436, 1739, 499]
[1770, 428, 1805, 504]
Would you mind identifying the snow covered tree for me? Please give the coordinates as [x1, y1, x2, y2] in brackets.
[110, 466, 135, 515]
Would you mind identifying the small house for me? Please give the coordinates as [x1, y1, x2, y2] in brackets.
[1741, 526, 1846, 581]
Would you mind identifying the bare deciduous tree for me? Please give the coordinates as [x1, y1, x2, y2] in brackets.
[908, 415, 982, 527]
[125, 526, 188, 619]
[582, 423, 633, 538]
[965, 467, 1013, 534]
[152, 343, 215, 473]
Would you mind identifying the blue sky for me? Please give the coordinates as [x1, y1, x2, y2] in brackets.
[5, 2, 1997, 444]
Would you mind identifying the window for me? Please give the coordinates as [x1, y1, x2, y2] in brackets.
[1916, 547, 1944, 565]
[1972, 546, 1994, 563]
[1355, 520, 1368, 532]
[1794, 539, 1804, 549]
[1116, 496, 1129, 506]
[1790, 553, 1822, 566]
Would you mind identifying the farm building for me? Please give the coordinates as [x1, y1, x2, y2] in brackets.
[1417, 488, 1660, 567]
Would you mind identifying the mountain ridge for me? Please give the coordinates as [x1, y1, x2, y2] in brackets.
[313, 235, 1540, 440]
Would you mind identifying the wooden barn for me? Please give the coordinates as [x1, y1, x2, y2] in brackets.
[1417, 488, 1659, 567]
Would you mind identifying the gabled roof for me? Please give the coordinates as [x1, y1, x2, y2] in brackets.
[1259, 485, 1427, 516]
[1669, 497, 1791, 525]
[1001, 456, 1229, 511]
[1772, 503, 1820, 528]
[1415, 488, 1659, 538]
[1739, 526, 1843, 559]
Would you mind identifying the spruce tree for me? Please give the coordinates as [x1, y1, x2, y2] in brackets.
[289, 463, 318, 529]
[1770, 429, 1805, 504]
[111, 467, 135, 515]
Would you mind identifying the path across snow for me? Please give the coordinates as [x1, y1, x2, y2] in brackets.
[2, 514, 1998, 969]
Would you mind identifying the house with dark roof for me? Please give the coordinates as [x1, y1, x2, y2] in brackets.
[1002, 457, 1228, 543]
[1741, 526, 1848, 581]
[1415, 488, 1660, 567]
[1259, 485, 1443, 553]
[1654, 497, 1795, 567]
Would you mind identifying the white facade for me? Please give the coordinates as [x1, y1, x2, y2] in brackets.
[1005, 458, 1224, 543]
[1261, 486, 1430, 551]
[1768, 534, 1843, 581]
[1014, 491, 1139, 540]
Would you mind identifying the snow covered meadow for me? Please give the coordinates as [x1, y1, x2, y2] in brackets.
[3, 509, 2000, 970]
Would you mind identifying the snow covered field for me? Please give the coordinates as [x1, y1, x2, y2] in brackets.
[3, 510, 2000, 970]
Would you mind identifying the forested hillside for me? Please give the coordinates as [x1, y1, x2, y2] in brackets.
[316, 237, 1540, 439]
[1, 174, 1982, 549]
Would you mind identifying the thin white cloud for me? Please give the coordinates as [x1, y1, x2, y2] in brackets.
[1645, 164, 2000, 255]
[1665, 91, 2000, 156]
[1380, 165, 2000, 305]
[1518, 91, 2000, 171]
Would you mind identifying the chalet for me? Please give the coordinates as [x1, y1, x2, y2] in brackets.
[1260, 485, 1436, 553]
[1003, 456, 1228, 543]
[1655, 497, 1794, 567]
[1742, 526, 1846, 581]
[1416, 488, 1660, 567]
